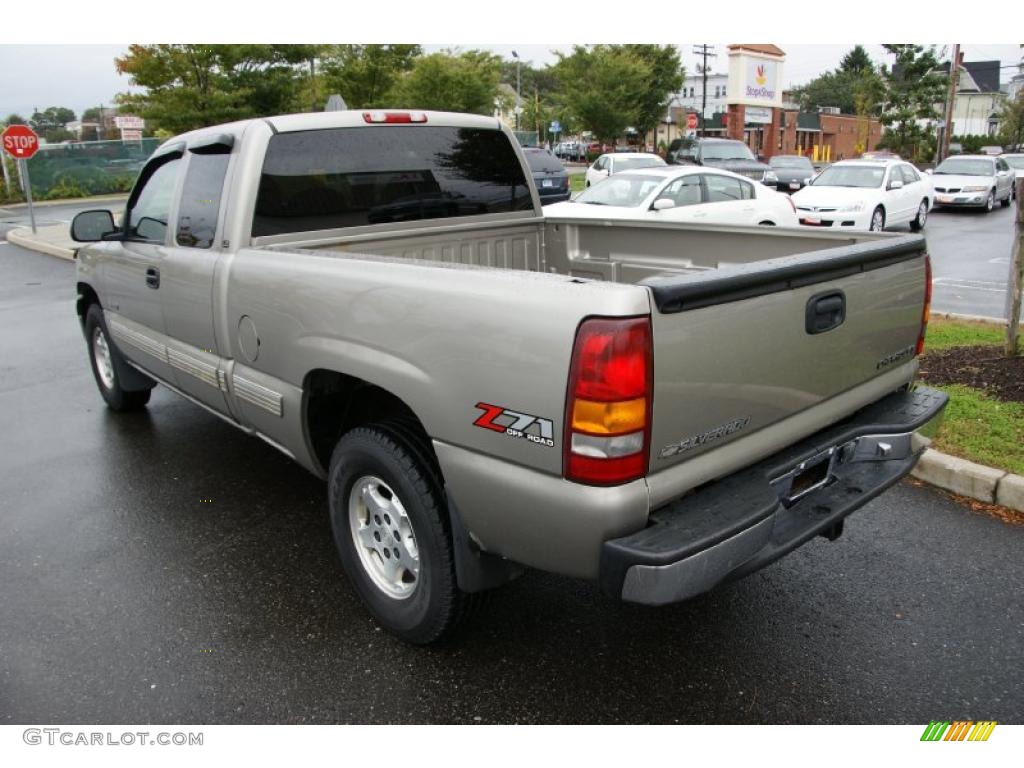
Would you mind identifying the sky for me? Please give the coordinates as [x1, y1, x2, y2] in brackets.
[1, 43, 1021, 121]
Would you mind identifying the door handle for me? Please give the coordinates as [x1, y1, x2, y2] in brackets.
[145, 267, 160, 289]
[806, 290, 845, 334]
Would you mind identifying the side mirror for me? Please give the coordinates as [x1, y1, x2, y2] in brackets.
[651, 198, 676, 211]
[803, 177, 812, 185]
[70, 210, 117, 242]
[888, 180, 904, 190]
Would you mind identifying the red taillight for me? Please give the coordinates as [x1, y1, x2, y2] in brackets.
[362, 111, 427, 124]
[564, 317, 652, 486]
[915, 255, 932, 356]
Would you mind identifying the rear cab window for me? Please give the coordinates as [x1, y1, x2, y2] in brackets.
[252, 126, 533, 237]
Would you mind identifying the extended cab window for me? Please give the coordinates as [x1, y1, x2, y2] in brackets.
[177, 152, 230, 249]
[127, 156, 182, 242]
[253, 126, 533, 237]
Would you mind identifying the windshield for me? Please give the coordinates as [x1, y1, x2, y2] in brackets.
[523, 150, 564, 173]
[770, 156, 813, 170]
[576, 174, 663, 207]
[811, 165, 885, 188]
[1001, 155, 1024, 169]
[934, 158, 994, 176]
[702, 141, 756, 162]
[614, 156, 666, 172]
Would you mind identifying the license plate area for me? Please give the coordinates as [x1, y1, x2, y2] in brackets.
[770, 447, 838, 507]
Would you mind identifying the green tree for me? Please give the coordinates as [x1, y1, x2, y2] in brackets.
[114, 44, 314, 133]
[876, 44, 948, 162]
[839, 45, 873, 74]
[389, 50, 501, 115]
[3, 113, 27, 126]
[29, 106, 76, 143]
[551, 45, 651, 144]
[319, 45, 421, 109]
[998, 91, 1024, 149]
[792, 46, 882, 115]
[621, 45, 684, 140]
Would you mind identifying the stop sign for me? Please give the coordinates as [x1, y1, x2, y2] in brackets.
[2, 124, 40, 160]
[686, 113, 698, 130]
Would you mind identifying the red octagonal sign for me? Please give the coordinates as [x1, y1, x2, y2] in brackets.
[2, 124, 40, 160]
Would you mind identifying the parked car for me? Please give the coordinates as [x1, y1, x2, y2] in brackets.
[979, 146, 1003, 157]
[767, 155, 815, 193]
[554, 141, 586, 162]
[929, 155, 1015, 211]
[998, 153, 1024, 196]
[70, 109, 945, 644]
[547, 166, 798, 227]
[521, 147, 570, 204]
[791, 158, 934, 231]
[584, 152, 665, 188]
[666, 137, 776, 185]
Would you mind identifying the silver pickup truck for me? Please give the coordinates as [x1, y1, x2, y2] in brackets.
[71, 110, 946, 643]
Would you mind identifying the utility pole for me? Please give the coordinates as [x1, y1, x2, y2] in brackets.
[512, 50, 521, 132]
[940, 44, 960, 163]
[1006, 177, 1024, 358]
[692, 45, 717, 137]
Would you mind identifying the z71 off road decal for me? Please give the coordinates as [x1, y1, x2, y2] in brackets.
[473, 402, 555, 447]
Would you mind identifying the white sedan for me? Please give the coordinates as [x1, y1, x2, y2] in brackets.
[791, 159, 933, 231]
[549, 166, 799, 227]
[584, 152, 666, 188]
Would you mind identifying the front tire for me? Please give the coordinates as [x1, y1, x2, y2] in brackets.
[85, 304, 152, 412]
[869, 206, 885, 232]
[328, 426, 470, 644]
[910, 199, 928, 232]
[985, 190, 995, 212]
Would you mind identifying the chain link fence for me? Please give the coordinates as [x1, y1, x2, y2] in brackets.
[2, 139, 159, 203]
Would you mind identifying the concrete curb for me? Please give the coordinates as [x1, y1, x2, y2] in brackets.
[5, 227, 76, 261]
[912, 446, 1024, 513]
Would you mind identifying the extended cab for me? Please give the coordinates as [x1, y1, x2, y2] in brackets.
[72, 110, 945, 643]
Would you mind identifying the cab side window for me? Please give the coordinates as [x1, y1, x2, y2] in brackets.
[901, 165, 920, 184]
[127, 156, 183, 243]
[177, 151, 230, 249]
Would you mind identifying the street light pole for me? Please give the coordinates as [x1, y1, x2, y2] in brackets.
[512, 50, 521, 132]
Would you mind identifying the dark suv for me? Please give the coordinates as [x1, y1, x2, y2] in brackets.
[667, 137, 774, 184]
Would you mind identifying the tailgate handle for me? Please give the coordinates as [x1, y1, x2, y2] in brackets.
[806, 291, 845, 334]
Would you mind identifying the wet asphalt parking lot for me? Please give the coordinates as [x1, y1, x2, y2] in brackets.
[0, 205, 1022, 724]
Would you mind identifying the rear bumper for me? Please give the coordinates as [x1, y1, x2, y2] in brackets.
[599, 385, 947, 605]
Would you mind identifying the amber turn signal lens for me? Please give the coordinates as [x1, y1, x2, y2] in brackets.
[571, 397, 646, 436]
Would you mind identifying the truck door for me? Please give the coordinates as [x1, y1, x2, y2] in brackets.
[101, 149, 184, 385]
[160, 137, 235, 414]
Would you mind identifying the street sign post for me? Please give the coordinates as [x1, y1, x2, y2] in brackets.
[2, 124, 40, 234]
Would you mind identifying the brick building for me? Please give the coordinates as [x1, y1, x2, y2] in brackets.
[779, 109, 883, 161]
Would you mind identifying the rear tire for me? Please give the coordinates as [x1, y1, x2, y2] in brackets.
[910, 199, 928, 232]
[85, 304, 152, 412]
[1001, 190, 1011, 208]
[327, 426, 473, 644]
